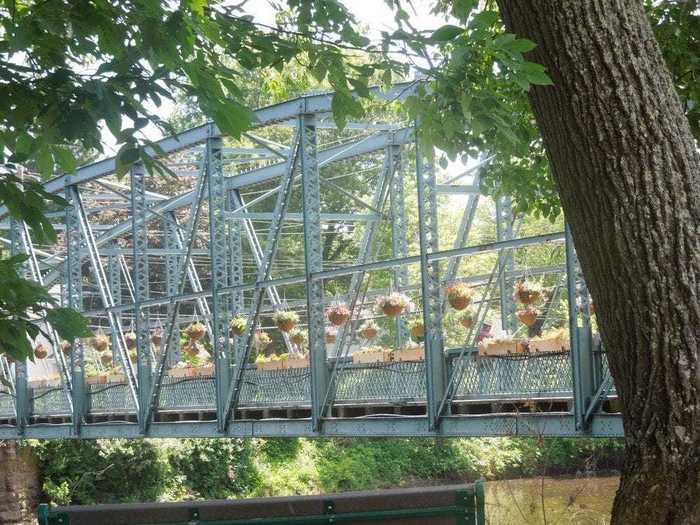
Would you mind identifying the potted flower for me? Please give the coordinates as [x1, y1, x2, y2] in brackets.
[128, 350, 138, 364]
[151, 329, 163, 347]
[459, 309, 476, 329]
[168, 361, 192, 379]
[514, 281, 544, 305]
[287, 352, 310, 369]
[34, 344, 48, 360]
[229, 316, 247, 337]
[352, 346, 392, 364]
[478, 336, 528, 356]
[272, 310, 299, 333]
[529, 328, 570, 353]
[60, 340, 72, 356]
[358, 320, 379, 340]
[392, 344, 425, 362]
[254, 330, 271, 351]
[125, 331, 137, 350]
[100, 353, 112, 366]
[91, 334, 110, 353]
[326, 303, 351, 326]
[325, 326, 338, 344]
[290, 328, 307, 348]
[256, 354, 286, 371]
[409, 319, 425, 342]
[376, 293, 410, 317]
[445, 283, 474, 310]
[517, 306, 541, 327]
[186, 321, 206, 341]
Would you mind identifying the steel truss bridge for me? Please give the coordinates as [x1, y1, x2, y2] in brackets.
[0, 83, 621, 439]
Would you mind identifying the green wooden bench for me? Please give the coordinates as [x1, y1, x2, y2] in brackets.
[38, 482, 485, 525]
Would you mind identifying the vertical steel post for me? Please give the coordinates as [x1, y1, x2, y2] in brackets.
[227, 198, 244, 363]
[300, 113, 328, 431]
[206, 136, 231, 426]
[107, 245, 121, 365]
[9, 218, 28, 434]
[415, 128, 446, 430]
[130, 163, 151, 431]
[389, 144, 410, 348]
[566, 224, 595, 430]
[495, 196, 517, 333]
[164, 218, 181, 365]
[64, 185, 85, 436]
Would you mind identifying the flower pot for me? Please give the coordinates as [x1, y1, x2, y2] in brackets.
[352, 349, 392, 364]
[257, 360, 287, 371]
[360, 327, 378, 340]
[197, 364, 215, 377]
[459, 315, 475, 329]
[125, 332, 137, 350]
[168, 367, 191, 379]
[478, 340, 522, 356]
[327, 308, 350, 326]
[186, 322, 206, 341]
[100, 353, 113, 366]
[34, 344, 48, 360]
[448, 295, 471, 310]
[287, 357, 309, 369]
[530, 337, 570, 353]
[517, 307, 540, 327]
[382, 304, 404, 317]
[393, 347, 424, 362]
[92, 335, 110, 352]
[277, 320, 296, 333]
[107, 373, 125, 384]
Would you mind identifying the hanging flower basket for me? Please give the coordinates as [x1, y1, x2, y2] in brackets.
[517, 307, 541, 328]
[514, 281, 544, 305]
[151, 329, 163, 347]
[229, 316, 247, 337]
[445, 283, 474, 310]
[409, 319, 425, 342]
[376, 293, 410, 317]
[325, 327, 338, 344]
[125, 331, 137, 350]
[459, 310, 476, 329]
[254, 331, 271, 351]
[100, 353, 112, 366]
[128, 350, 138, 364]
[34, 344, 48, 360]
[326, 303, 351, 326]
[290, 328, 307, 348]
[358, 320, 379, 340]
[91, 334, 110, 353]
[186, 322, 206, 341]
[60, 340, 72, 356]
[273, 310, 299, 333]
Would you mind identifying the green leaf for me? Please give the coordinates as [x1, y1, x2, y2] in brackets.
[430, 25, 464, 42]
[52, 146, 76, 173]
[46, 308, 93, 341]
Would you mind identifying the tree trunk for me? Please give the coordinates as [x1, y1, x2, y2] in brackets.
[495, 1, 700, 524]
[0, 442, 41, 525]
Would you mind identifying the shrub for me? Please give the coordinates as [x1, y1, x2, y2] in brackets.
[32, 440, 170, 505]
[168, 439, 260, 499]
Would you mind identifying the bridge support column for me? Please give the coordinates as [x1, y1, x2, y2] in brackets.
[301, 113, 328, 431]
[496, 196, 517, 333]
[207, 136, 232, 427]
[389, 144, 410, 349]
[566, 224, 596, 431]
[9, 219, 28, 435]
[64, 186, 85, 436]
[415, 127, 446, 430]
[130, 164, 151, 432]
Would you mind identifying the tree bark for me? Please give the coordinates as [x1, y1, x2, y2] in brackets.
[494, 1, 700, 524]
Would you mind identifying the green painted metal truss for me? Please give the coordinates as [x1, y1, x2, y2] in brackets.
[0, 83, 621, 439]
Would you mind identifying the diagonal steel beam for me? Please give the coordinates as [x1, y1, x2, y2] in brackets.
[221, 125, 301, 433]
[71, 187, 139, 415]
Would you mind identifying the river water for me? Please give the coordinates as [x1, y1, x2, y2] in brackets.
[486, 476, 619, 524]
